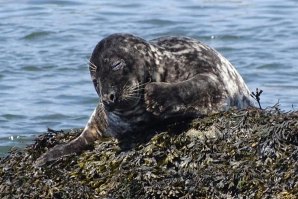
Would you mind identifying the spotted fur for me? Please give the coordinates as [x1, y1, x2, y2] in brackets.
[35, 33, 254, 166]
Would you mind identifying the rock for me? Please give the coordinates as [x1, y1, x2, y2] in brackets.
[0, 107, 297, 198]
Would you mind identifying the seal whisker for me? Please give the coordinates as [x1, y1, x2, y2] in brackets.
[124, 87, 142, 92]
[123, 82, 148, 93]
[125, 89, 144, 95]
[122, 95, 140, 99]
[36, 33, 255, 166]
[121, 92, 140, 98]
[88, 59, 98, 71]
[135, 81, 151, 88]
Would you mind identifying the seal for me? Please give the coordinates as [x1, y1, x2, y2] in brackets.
[35, 33, 254, 166]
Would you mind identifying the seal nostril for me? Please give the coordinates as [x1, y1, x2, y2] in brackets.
[109, 94, 115, 102]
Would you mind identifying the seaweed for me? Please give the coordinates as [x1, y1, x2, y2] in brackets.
[0, 107, 297, 198]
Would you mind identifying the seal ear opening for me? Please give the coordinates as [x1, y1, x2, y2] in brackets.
[109, 93, 115, 102]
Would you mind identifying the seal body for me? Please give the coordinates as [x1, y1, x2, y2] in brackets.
[35, 33, 254, 166]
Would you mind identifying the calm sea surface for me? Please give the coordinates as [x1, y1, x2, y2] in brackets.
[0, 0, 297, 155]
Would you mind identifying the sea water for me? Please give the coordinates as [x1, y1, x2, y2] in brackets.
[0, 0, 297, 155]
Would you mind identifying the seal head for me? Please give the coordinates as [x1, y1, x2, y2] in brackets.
[35, 33, 254, 166]
[90, 34, 153, 112]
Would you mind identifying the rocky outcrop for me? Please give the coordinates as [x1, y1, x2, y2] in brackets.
[0, 108, 297, 198]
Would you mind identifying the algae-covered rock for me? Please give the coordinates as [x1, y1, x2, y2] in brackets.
[0, 108, 297, 198]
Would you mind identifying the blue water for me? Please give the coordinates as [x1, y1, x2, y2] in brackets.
[0, 0, 297, 155]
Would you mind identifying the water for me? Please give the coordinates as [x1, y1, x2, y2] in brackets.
[0, 0, 297, 155]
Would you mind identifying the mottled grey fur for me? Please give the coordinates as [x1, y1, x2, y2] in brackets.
[35, 33, 254, 166]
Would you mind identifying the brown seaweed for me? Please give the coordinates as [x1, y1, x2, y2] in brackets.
[0, 107, 297, 198]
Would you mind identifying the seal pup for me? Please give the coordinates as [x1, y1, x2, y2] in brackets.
[35, 33, 254, 166]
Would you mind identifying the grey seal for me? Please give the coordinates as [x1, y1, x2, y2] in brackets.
[35, 33, 254, 166]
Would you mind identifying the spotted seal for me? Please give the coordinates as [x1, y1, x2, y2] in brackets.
[35, 33, 254, 166]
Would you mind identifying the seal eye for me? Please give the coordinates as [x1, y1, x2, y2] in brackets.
[112, 60, 125, 71]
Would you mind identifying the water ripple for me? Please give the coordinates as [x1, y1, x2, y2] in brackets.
[22, 31, 53, 40]
[0, 0, 297, 154]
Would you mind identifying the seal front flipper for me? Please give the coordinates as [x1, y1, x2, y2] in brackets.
[34, 103, 108, 167]
[144, 82, 175, 116]
[145, 73, 229, 118]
